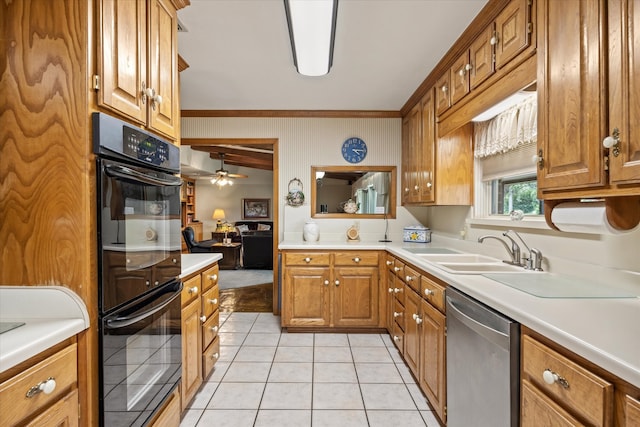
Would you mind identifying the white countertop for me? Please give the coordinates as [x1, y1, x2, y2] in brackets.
[0, 286, 90, 374]
[180, 253, 223, 278]
[279, 239, 640, 388]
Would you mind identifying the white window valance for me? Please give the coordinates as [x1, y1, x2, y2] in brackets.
[474, 94, 537, 158]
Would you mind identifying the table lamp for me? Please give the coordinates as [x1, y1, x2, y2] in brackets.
[213, 209, 226, 232]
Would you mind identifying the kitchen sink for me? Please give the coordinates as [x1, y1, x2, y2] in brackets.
[414, 253, 527, 274]
[403, 247, 461, 255]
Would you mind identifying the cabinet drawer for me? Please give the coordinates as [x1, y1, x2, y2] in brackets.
[521, 379, 583, 427]
[392, 321, 404, 354]
[203, 336, 220, 380]
[403, 265, 421, 293]
[0, 344, 77, 426]
[393, 298, 405, 331]
[626, 395, 640, 427]
[522, 335, 613, 426]
[202, 310, 220, 350]
[392, 260, 405, 278]
[285, 252, 330, 266]
[334, 251, 379, 266]
[385, 254, 395, 271]
[201, 264, 219, 291]
[181, 275, 201, 306]
[421, 275, 446, 312]
[202, 285, 220, 318]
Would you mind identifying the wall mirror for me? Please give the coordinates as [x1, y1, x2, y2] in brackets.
[311, 166, 396, 218]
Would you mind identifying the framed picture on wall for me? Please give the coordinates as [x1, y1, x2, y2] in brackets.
[242, 198, 270, 219]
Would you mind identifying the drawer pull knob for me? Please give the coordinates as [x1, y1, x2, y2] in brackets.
[424, 289, 434, 296]
[210, 298, 218, 305]
[209, 274, 218, 281]
[200, 315, 207, 322]
[415, 316, 423, 325]
[188, 286, 198, 294]
[386, 260, 392, 266]
[211, 326, 218, 333]
[393, 312, 402, 318]
[26, 377, 56, 398]
[394, 267, 401, 272]
[393, 287, 402, 294]
[393, 335, 400, 342]
[212, 352, 219, 360]
[353, 257, 361, 263]
[543, 369, 570, 389]
[304, 257, 312, 263]
[388, 287, 394, 293]
[405, 275, 413, 282]
[334, 280, 340, 286]
[324, 280, 330, 286]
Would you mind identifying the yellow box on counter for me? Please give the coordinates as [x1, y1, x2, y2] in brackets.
[403, 226, 431, 243]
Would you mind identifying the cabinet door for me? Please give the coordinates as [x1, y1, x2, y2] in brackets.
[419, 299, 447, 423]
[494, 0, 531, 69]
[470, 24, 495, 89]
[537, 0, 607, 192]
[403, 288, 421, 377]
[402, 104, 421, 204]
[435, 123, 474, 205]
[333, 267, 379, 327]
[181, 298, 202, 411]
[450, 52, 470, 105]
[419, 89, 436, 203]
[25, 390, 79, 427]
[521, 379, 584, 427]
[148, 0, 179, 140]
[608, 0, 640, 185]
[626, 394, 640, 427]
[386, 265, 395, 331]
[435, 72, 451, 116]
[401, 115, 412, 204]
[98, 0, 147, 125]
[283, 267, 330, 327]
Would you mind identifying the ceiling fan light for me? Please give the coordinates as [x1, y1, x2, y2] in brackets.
[284, 0, 338, 77]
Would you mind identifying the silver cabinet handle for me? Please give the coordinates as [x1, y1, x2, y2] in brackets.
[26, 377, 56, 398]
[543, 369, 570, 389]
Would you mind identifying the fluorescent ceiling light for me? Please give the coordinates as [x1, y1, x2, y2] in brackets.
[284, 0, 338, 76]
[472, 92, 536, 122]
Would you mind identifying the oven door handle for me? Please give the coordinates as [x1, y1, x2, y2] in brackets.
[104, 164, 182, 187]
[105, 283, 183, 329]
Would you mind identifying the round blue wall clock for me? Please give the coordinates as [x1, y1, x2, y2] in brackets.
[341, 137, 367, 163]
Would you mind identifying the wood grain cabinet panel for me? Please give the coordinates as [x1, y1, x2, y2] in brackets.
[450, 52, 471, 105]
[403, 288, 421, 377]
[626, 394, 640, 427]
[469, 24, 496, 89]
[494, 0, 531, 69]
[333, 266, 379, 327]
[435, 72, 451, 116]
[521, 379, 584, 427]
[181, 297, 202, 411]
[283, 266, 331, 327]
[419, 298, 446, 424]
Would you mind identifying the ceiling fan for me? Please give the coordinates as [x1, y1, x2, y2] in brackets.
[210, 153, 248, 187]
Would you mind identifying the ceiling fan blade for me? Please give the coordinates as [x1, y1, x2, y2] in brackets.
[227, 173, 248, 178]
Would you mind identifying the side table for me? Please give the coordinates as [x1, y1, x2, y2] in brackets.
[210, 243, 242, 270]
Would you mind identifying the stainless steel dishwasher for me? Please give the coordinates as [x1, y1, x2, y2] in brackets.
[446, 287, 520, 427]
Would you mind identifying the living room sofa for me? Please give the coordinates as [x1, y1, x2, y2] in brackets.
[212, 221, 273, 269]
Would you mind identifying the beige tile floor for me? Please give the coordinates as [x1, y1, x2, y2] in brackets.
[180, 312, 441, 427]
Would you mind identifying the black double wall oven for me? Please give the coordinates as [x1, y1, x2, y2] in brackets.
[94, 112, 183, 427]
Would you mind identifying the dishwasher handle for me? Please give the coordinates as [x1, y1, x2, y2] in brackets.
[446, 296, 510, 350]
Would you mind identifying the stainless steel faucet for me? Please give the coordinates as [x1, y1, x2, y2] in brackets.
[477, 235, 521, 265]
[503, 230, 544, 271]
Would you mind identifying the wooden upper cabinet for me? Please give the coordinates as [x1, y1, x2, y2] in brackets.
[98, 0, 147, 125]
[148, 0, 180, 139]
[607, 0, 640, 185]
[494, 0, 531, 69]
[469, 24, 496, 89]
[435, 72, 451, 116]
[402, 104, 421, 204]
[419, 89, 436, 203]
[435, 123, 474, 205]
[537, 0, 606, 193]
[449, 52, 471, 105]
[98, 0, 179, 142]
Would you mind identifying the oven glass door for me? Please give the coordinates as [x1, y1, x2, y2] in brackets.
[99, 158, 182, 313]
[101, 280, 182, 427]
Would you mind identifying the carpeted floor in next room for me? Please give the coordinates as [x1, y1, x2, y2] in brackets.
[217, 269, 274, 313]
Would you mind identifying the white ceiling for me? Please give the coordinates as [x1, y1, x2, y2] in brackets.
[177, 0, 489, 111]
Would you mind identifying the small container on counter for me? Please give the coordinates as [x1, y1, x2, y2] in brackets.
[403, 225, 431, 243]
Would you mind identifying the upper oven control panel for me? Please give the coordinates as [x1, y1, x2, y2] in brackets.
[92, 112, 180, 173]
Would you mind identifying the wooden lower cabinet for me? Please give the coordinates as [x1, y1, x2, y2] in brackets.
[149, 386, 181, 427]
[180, 261, 220, 410]
[0, 343, 79, 426]
[281, 251, 382, 329]
[626, 395, 640, 426]
[521, 379, 584, 427]
[419, 298, 447, 423]
[403, 288, 421, 376]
